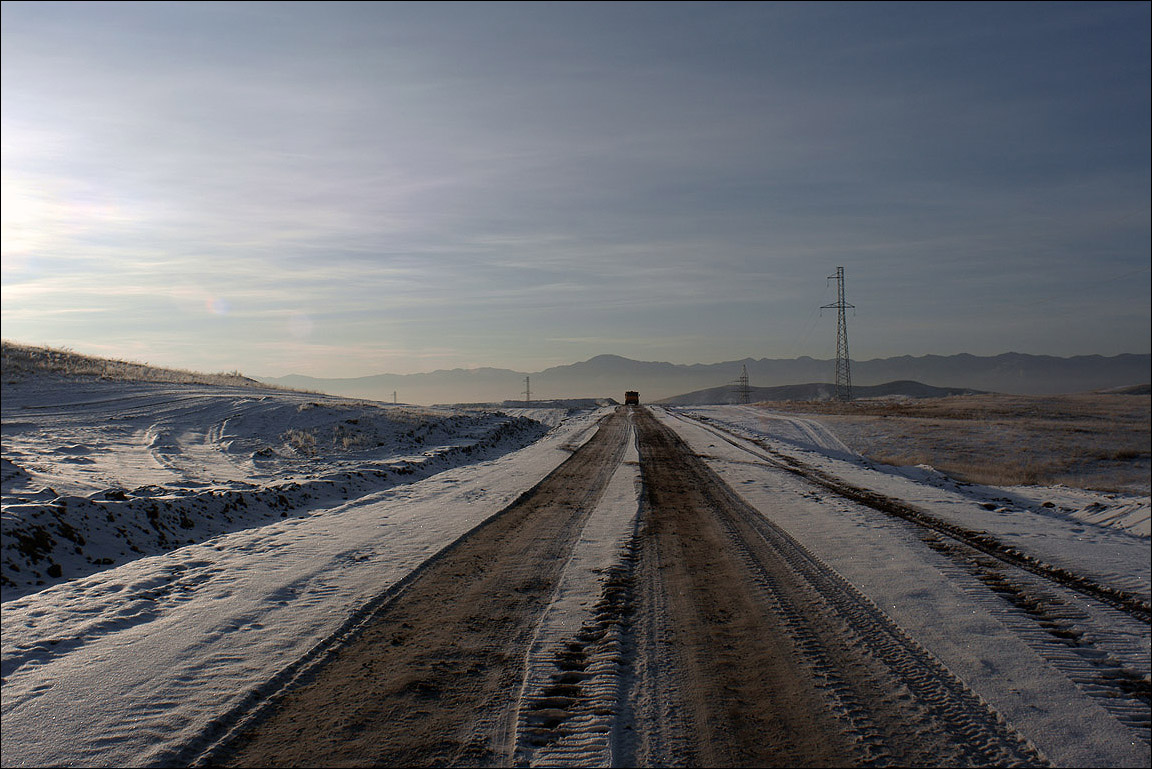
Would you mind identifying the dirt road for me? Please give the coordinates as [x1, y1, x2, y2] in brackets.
[623, 407, 1042, 767]
[199, 405, 1046, 767]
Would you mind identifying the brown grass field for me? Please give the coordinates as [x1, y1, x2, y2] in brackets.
[754, 392, 1151, 494]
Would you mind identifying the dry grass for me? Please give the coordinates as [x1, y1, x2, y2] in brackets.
[756, 392, 1151, 493]
[1, 340, 269, 389]
[281, 428, 318, 456]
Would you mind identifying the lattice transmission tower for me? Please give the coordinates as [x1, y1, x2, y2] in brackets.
[737, 363, 750, 404]
[821, 267, 855, 402]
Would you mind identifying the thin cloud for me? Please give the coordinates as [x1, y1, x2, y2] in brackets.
[2, 2, 1147, 372]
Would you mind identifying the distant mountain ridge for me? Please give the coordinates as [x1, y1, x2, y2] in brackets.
[258, 352, 1151, 406]
[657, 380, 986, 406]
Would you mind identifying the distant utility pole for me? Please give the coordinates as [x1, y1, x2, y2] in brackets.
[821, 266, 854, 402]
[523, 376, 531, 405]
[393, 391, 397, 405]
[738, 363, 750, 404]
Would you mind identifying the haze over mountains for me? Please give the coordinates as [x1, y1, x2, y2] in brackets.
[258, 353, 1152, 406]
[656, 380, 988, 407]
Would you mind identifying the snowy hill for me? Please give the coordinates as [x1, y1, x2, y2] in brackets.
[1, 373, 550, 599]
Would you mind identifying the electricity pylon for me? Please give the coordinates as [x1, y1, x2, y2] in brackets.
[738, 363, 750, 404]
[523, 376, 531, 405]
[821, 267, 854, 402]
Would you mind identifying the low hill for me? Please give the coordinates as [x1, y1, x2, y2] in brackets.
[1, 341, 268, 389]
[657, 380, 985, 406]
[1099, 383, 1152, 396]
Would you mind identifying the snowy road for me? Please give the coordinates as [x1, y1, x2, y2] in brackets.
[205, 406, 635, 767]
[2, 386, 1149, 767]
[1, 383, 610, 768]
[627, 407, 1042, 767]
[193, 406, 1149, 768]
[658, 408, 1149, 768]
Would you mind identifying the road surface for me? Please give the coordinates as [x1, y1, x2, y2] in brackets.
[193, 406, 1146, 767]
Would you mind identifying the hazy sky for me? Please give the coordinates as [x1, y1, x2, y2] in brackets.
[2, 1, 1149, 377]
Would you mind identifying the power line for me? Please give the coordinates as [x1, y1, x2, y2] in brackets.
[791, 280, 831, 359]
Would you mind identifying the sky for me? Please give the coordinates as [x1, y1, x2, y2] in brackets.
[2, 1, 1149, 378]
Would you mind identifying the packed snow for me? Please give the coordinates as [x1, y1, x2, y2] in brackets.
[684, 405, 1151, 539]
[2, 381, 1148, 768]
[1, 375, 552, 598]
[2, 374, 613, 766]
[665, 406, 1149, 767]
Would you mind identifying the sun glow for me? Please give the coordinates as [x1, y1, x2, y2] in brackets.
[1, 171, 143, 273]
[0, 176, 57, 271]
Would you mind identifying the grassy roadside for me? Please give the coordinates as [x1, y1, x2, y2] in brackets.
[752, 392, 1151, 494]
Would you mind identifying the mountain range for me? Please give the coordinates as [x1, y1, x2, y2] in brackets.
[258, 352, 1151, 406]
[655, 380, 987, 406]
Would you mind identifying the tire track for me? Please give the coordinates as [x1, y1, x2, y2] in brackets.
[674, 409, 1150, 623]
[512, 539, 638, 766]
[509, 419, 642, 768]
[629, 407, 1046, 767]
[919, 532, 1151, 743]
[191, 407, 631, 768]
[670, 408, 1151, 746]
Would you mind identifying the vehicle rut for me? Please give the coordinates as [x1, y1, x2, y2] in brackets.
[625, 407, 1046, 767]
[675, 410, 1151, 624]
[671, 408, 1151, 745]
[191, 405, 1064, 767]
[196, 407, 631, 767]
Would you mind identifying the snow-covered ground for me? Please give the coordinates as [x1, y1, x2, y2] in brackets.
[1, 376, 554, 598]
[2, 373, 615, 766]
[666, 405, 1149, 768]
[2, 383, 1148, 767]
[684, 405, 1151, 540]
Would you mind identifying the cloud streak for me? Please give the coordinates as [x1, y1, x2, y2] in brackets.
[2, 1, 1148, 377]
